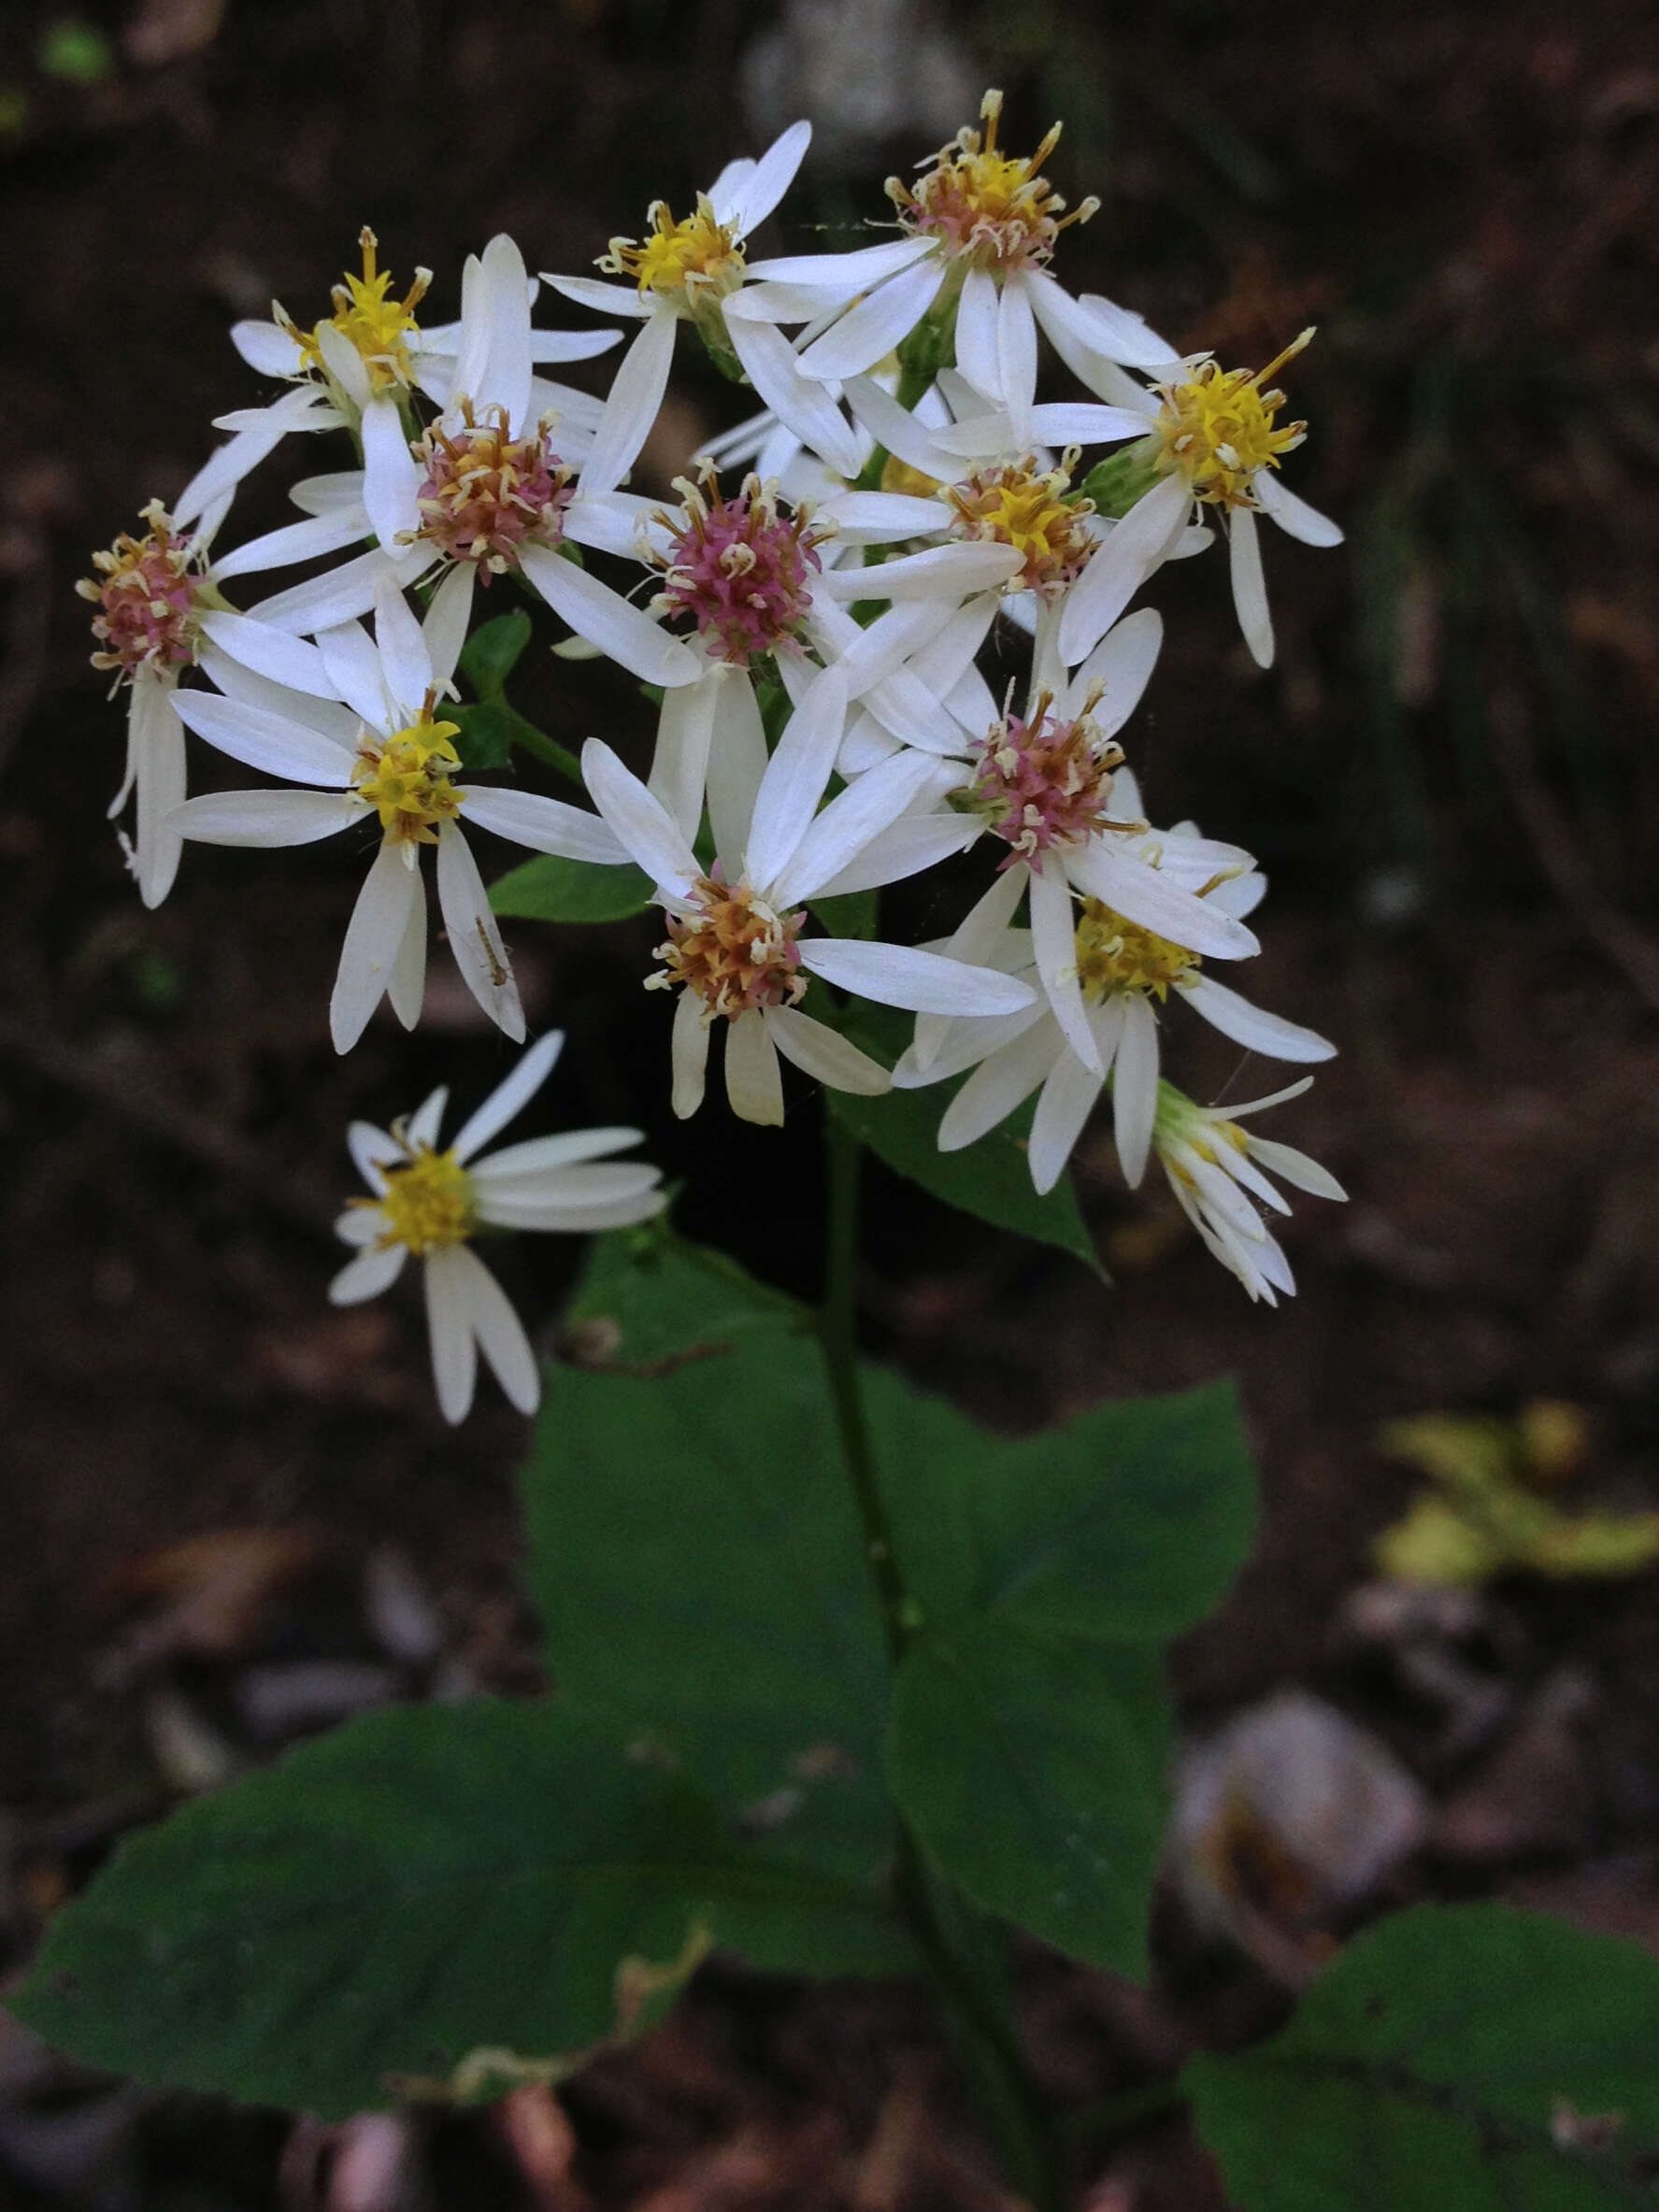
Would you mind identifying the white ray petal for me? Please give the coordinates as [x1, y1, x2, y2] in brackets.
[331, 841, 421, 1051]
[1054, 475, 1187, 668]
[436, 822, 524, 1039]
[519, 542, 699, 687]
[579, 305, 679, 500]
[457, 784, 625, 863]
[724, 1007, 784, 1125]
[1066, 607, 1164, 737]
[1229, 507, 1274, 669]
[800, 935, 1036, 1016]
[794, 257, 946, 382]
[723, 306, 865, 478]
[196, 610, 337, 699]
[129, 673, 186, 907]
[843, 374, 955, 479]
[581, 738, 701, 895]
[937, 1021, 1060, 1149]
[329, 1242, 407, 1305]
[1245, 1135, 1347, 1202]
[372, 567, 432, 716]
[451, 1031, 565, 1163]
[317, 617, 393, 729]
[648, 663, 722, 841]
[773, 749, 946, 906]
[762, 1004, 888, 1095]
[745, 664, 849, 891]
[211, 507, 367, 582]
[469, 1125, 643, 1184]
[541, 273, 657, 319]
[723, 119, 812, 232]
[817, 540, 1022, 602]
[232, 319, 306, 376]
[1065, 839, 1258, 959]
[169, 788, 356, 845]
[1031, 851, 1101, 1074]
[1029, 1044, 1107, 1193]
[998, 275, 1038, 438]
[170, 690, 355, 786]
[250, 548, 425, 638]
[422, 562, 476, 690]
[1111, 992, 1161, 1185]
[423, 1246, 479, 1422]
[451, 1244, 539, 1413]
[1255, 468, 1344, 547]
[360, 392, 421, 549]
[1180, 973, 1335, 1062]
[671, 990, 711, 1119]
[811, 810, 980, 899]
[386, 866, 427, 1030]
[706, 674, 769, 871]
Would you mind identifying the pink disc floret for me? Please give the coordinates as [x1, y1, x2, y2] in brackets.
[657, 469, 824, 665]
[967, 695, 1124, 863]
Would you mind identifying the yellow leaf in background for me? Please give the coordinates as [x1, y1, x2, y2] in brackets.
[1373, 1498, 1509, 1587]
[1527, 1513, 1659, 1577]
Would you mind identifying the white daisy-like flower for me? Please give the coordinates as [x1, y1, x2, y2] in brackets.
[892, 767, 1333, 1192]
[331, 1032, 665, 1422]
[732, 91, 1178, 442]
[580, 664, 1035, 1125]
[246, 236, 704, 692]
[172, 226, 620, 539]
[1055, 330, 1344, 673]
[543, 120, 886, 491]
[1150, 1077, 1346, 1304]
[165, 571, 625, 1052]
[79, 492, 397, 907]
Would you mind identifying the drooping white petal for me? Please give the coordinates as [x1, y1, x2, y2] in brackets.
[250, 548, 426, 638]
[795, 257, 946, 382]
[897, 998, 1044, 1089]
[1029, 1043, 1108, 1194]
[372, 566, 432, 716]
[705, 674, 769, 871]
[815, 490, 950, 543]
[722, 119, 812, 232]
[519, 542, 699, 687]
[1111, 992, 1161, 1185]
[773, 749, 948, 906]
[359, 392, 421, 549]
[422, 562, 476, 690]
[1065, 839, 1259, 960]
[723, 306, 865, 479]
[799, 935, 1036, 1016]
[436, 821, 525, 1040]
[451, 1031, 565, 1163]
[540, 273, 658, 320]
[579, 304, 679, 500]
[1030, 851, 1101, 1075]
[329, 1242, 407, 1306]
[128, 672, 186, 907]
[1244, 1135, 1347, 1202]
[937, 1020, 1061, 1150]
[331, 841, 422, 1052]
[1055, 474, 1187, 668]
[746, 235, 937, 291]
[671, 990, 711, 1119]
[232, 319, 307, 377]
[1067, 607, 1164, 737]
[211, 507, 368, 582]
[196, 610, 338, 699]
[1023, 268, 1177, 384]
[952, 267, 1002, 404]
[169, 788, 355, 846]
[1026, 402, 1154, 447]
[449, 1243, 539, 1414]
[170, 690, 355, 787]
[423, 1246, 479, 1422]
[457, 784, 625, 864]
[997, 275, 1039, 438]
[649, 663, 723, 842]
[1253, 468, 1343, 548]
[1228, 507, 1274, 669]
[765, 1005, 891, 1095]
[581, 739, 701, 895]
[1180, 974, 1335, 1062]
[386, 867, 427, 1031]
[289, 470, 367, 516]
[745, 664, 850, 892]
[724, 1007, 785, 1126]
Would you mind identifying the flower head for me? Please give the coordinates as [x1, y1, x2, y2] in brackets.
[1151, 1077, 1346, 1305]
[331, 1033, 665, 1420]
[280, 226, 431, 399]
[888, 88, 1097, 275]
[651, 465, 827, 665]
[944, 455, 1095, 601]
[408, 402, 574, 574]
[965, 690, 1127, 863]
[79, 502, 208, 679]
[1147, 333, 1311, 513]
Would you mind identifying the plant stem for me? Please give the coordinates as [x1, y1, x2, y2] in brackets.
[816, 1114, 1062, 2211]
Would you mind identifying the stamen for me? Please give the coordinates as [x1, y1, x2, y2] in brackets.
[352, 707, 465, 848]
[407, 403, 572, 574]
[79, 500, 204, 678]
[945, 456, 1094, 599]
[358, 1141, 474, 1255]
[650, 872, 807, 1018]
[599, 197, 747, 305]
[280, 226, 430, 394]
[889, 87, 1094, 274]
[965, 696, 1125, 861]
[651, 465, 826, 664]
[1149, 332, 1315, 510]
[1073, 898, 1198, 1001]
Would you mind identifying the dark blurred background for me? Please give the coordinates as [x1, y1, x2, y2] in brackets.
[3, 1, 1659, 2205]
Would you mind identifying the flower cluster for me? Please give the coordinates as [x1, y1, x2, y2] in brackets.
[85, 91, 1350, 1411]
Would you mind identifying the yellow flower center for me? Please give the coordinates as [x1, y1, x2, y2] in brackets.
[650, 875, 807, 1019]
[1074, 898, 1198, 1003]
[601, 196, 747, 305]
[889, 88, 1097, 273]
[352, 714, 465, 847]
[946, 457, 1094, 599]
[1150, 332, 1313, 510]
[288, 227, 430, 393]
[365, 1144, 475, 1255]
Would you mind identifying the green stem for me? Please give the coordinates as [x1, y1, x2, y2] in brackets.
[501, 706, 584, 789]
[816, 1115, 1061, 2212]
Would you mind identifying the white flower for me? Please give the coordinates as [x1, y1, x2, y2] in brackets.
[581, 664, 1035, 1125]
[893, 768, 1333, 1192]
[733, 91, 1178, 441]
[172, 227, 620, 537]
[245, 236, 703, 692]
[542, 121, 884, 489]
[165, 570, 626, 1052]
[1151, 1077, 1346, 1304]
[1056, 331, 1344, 673]
[331, 1032, 665, 1421]
[79, 492, 386, 906]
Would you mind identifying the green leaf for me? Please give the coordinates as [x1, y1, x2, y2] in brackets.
[564, 1222, 807, 1368]
[489, 853, 654, 922]
[1185, 1903, 1659, 2212]
[10, 1700, 908, 2119]
[450, 699, 519, 772]
[523, 1307, 898, 1894]
[889, 1620, 1169, 1977]
[813, 888, 879, 940]
[823, 1008, 1101, 1276]
[459, 609, 533, 698]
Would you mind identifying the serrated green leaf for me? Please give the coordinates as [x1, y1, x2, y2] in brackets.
[489, 854, 654, 922]
[10, 1701, 908, 2119]
[1185, 1903, 1659, 2212]
[823, 1007, 1101, 1276]
[459, 609, 533, 698]
[888, 1620, 1169, 1977]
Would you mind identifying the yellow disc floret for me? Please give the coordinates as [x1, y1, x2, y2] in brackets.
[600, 196, 746, 306]
[366, 1143, 475, 1255]
[945, 455, 1094, 599]
[1149, 331, 1314, 511]
[352, 711, 465, 848]
[285, 227, 430, 393]
[1074, 899, 1198, 1003]
[889, 89, 1098, 273]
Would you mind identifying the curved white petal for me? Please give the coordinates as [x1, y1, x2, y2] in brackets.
[423, 1246, 479, 1422]
[360, 392, 421, 549]
[450, 1243, 539, 1414]
[1030, 851, 1101, 1075]
[1181, 974, 1335, 1062]
[540, 273, 658, 320]
[331, 841, 422, 1051]
[457, 784, 625, 863]
[648, 663, 723, 842]
[580, 739, 700, 895]
[169, 788, 355, 845]
[817, 540, 1022, 603]
[705, 674, 769, 872]
[745, 664, 850, 891]
[1055, 475, 1187, 668]
[372, 566, 432, 716]
[1245, 1135, 1347, 1202]
[671, 990, 710, 1119]
[196, 610, 337, 699]
[232, 319, 306, 377]
[317, 618, 392, 729]
[1228, 507, 1274, 669]
[1067, 607, 1164, 738]
[451, 1030, 565, 1163]
[1111, 992, 1161, 1186]
[169, 690, 355, 786]
[519, 541, 699, 687]
[436, 821, 525, 1040]
[723, 306, 865, 479]
[799, 935, 1036, 1016]
[470, 1124, 644, 1184]
[724, 1007, 784, 1125]
[386, 867, 427, 1031]
[998, 275, 1038, 438]
[422, 562, 476, 690]
[1064, 838, 1259, 960]
[937, 1020, 1060, 1149]
[211, 507, 367, 582]
[1255, 469, 1343, 548]
[810, 809, 980, 900]
[773, 748, 948, 906]
[842, 374, 955, 480]
[1028, 1044, 1106, 1194]
[579, 305, 678, 500]
[723, 119, 811, 232]
[329, 1242, 407, 1306]
[765, 1005, 891, 1095]
[250, 548, 426, 638]
[130, 672, 186, 907]
[795, 258, 946, 382]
